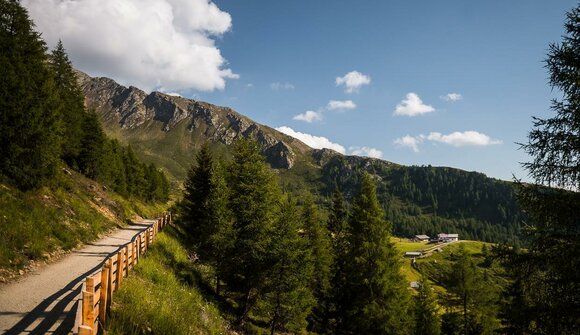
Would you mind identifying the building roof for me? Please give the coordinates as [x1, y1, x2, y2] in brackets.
[405, 251, 422, 256]
[415, 234, 430, 239]
[438, 233, 459, 238]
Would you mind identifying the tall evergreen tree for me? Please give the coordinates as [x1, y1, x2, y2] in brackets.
[78, 110, 106, 180]
[49, 40, 85, 168]
[500, 3, 580, 333]
[265, 196, 315, 335]
[338, 173, 414, 334]
[302, 194, 332, 333]
[224, 139, 280, 322]
[446, 246, 498, 335]
[0, 0, 62, 190]
[414, 278, 441, 335]
[181, 143, 230, 292]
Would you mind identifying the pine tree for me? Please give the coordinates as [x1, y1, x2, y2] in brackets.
[78, 110, 106, 180]
[414, 279, 441, 335]
[0, 0, 62, 190]
[446, 245, 498, 334]
[49, 40, 85, 168]
[501, 3, 580, 333]
[265, 196, 315, 335]
[328, 185, 350, 333]
[302, 194, 332, 332]
[181, 143, 230, 292]
[123, 145, 146, 197]
[338, 173, 414, 334]
[224, 139, 280, 322]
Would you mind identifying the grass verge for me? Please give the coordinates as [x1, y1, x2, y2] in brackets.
[106, 228, 232, 335]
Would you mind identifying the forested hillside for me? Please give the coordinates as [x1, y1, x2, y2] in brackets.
[78, 72, 523, 244]
[0, 0, 170, 277]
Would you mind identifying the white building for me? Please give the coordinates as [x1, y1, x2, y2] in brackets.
[437, 233, 459, 242]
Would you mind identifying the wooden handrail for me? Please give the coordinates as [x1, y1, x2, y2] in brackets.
[74, 212, 172, 335]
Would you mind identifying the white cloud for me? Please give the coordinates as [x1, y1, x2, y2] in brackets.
[275, 126, 346, 154]
[426, 131, 502, 147]
[335, 71, 371, 93]
[327, 100, 356, 111]
[164, 92, 182, 97]
[270, 82, 295, 91]
[293, 110, 323, 123]
[22, 0, 237, 92]
[349, 146, 383, 159]
[441, 93, 463, 102]
[394, 131, 501, 152]
[394, 135, 422, 152]
[393, 93, 435, 116]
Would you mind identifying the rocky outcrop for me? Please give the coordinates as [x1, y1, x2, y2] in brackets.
[77, 70, 302, 169]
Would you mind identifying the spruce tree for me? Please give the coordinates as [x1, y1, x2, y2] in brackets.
[414, 279, 441, 335]
[265, 196, 315, 335]
[224, 139, 280, 322]
[500, 3, 580, 333]
[302, 194, 332, 332]
[446, 246, 498, 334]
[0, 0, 62, 190]
[181, 143, 230, 292]
[78, 110, 106, 180]
[339, 173, 414, 334]
[49, 40, 85, 168]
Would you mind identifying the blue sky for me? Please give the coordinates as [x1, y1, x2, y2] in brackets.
[24, 0, 578, 181]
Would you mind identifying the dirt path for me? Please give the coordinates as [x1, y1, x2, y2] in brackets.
[0, 219, 157, 334]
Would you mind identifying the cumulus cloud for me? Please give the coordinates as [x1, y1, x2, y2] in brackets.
[394, 135, 422, 152]
[393, 93, 435, 116]
[270, 82, 295, 91]
[293, 110, 323, 123]
[336, 71, 371, 93]
[275, 126, 346, 154]
[22, 0, 238, 92]
[327, 100, 356, 111]
[394, 131, 501, 152]
[441, 93, 463, 102]
[349, 146, 383, 159]
[426, 131, 502, 147]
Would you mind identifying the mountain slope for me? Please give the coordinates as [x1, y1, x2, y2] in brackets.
[77, 71, 522, 243]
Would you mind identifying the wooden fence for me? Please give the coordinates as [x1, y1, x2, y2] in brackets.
[73, 213, 172, 335]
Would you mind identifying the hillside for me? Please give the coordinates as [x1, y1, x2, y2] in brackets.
[0, 167, 167, 282]
[78, 72, 523, 243]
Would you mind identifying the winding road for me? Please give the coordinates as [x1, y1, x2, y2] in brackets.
[0, 220, 156, 335]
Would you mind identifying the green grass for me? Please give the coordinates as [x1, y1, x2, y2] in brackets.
[0, 168, 168, 275]
[106, 229, 232, 335]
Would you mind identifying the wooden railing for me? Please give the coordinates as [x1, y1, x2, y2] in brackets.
[73, 213, 172, 335]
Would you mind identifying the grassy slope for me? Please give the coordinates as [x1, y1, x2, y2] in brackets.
[394, 238, 494, 288]
[0, 167, 168, 280]
[106, 228, 232, 335]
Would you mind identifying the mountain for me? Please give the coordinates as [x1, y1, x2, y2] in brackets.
[77, 71, 523, 244]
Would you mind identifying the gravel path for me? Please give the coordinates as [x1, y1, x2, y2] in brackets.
[0, 219, 157, 334]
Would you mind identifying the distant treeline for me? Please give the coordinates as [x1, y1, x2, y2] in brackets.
[0, 1, 168, 202]
[322, 156, 522, 244]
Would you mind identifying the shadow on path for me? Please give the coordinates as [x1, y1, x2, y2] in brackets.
[2, 223, 150, 334]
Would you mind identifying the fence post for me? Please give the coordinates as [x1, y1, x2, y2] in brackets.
[78, 325, 93, 335]
[99, 265, 110, 324]
[124, 245, 129, 277]
[82, 288, 94, 331]
[116, 250, 123, 289]
[106, 258, 113, 305]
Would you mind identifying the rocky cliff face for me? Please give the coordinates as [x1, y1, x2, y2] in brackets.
[76, 71, 315, 169]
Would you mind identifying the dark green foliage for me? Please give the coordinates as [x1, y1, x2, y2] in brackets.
[0, 0, 62, 190]
[49, 40, 85, 168]
[180, 143, 230, 285]
[445, 245, 498, 334]
[78, 110, 106, 179]
[302, 194, 332, 333]
[338, 173, 414, 334]
[414, 279, 441, 335]
[498, 4, 580, 334]
[322, 156, 522, 244]
[265, 196, 315, 334]
[223, 139, 280, 322]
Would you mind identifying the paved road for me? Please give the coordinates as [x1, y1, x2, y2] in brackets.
[0, 220, 156, 334]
